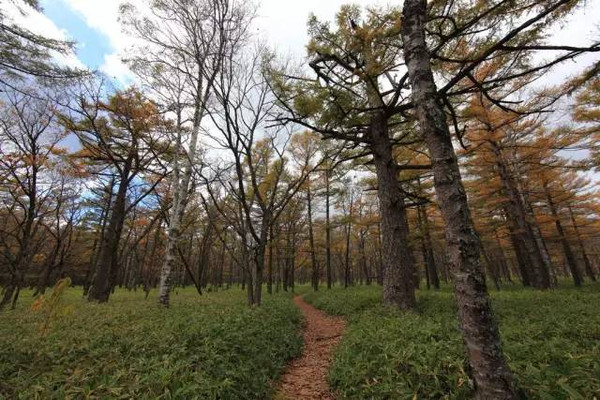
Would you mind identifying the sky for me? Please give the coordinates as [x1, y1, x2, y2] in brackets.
[3, 0, 599, 87]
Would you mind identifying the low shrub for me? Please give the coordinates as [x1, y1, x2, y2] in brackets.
[0, 288, 303, 399]
[305, 283, 600, 399]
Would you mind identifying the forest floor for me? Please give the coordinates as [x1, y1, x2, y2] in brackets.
[304, 282, 600, 399]
[276, 296, 346, 400]
[1, 283, 598, 399]
[0, 288, 303, 399]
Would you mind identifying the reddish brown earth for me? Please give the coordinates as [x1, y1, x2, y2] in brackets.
[277, 295, 346, 400]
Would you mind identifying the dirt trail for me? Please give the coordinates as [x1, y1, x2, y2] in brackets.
[277, 295, 346, 400]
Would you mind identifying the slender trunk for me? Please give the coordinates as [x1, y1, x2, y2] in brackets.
[568, 206, 596, 281]
[325, 167, 333, 289]
[494, 232, 514, 284]
[307, 185, 319, 291]
[545, 186, 582, 286]
[376, 221, 384, 285]
[358, 232, 370, 285]
[1, 171, 37, 310]
[267, 226, 274, 294]
[483, 247, 501, 290]
[253, 240, 266, 306]
[344, 221, 351, 288]
[158, 105, 203, 306]
[402, 2, 519, 398]
[418, 202, 439, 290]
[521, 188, 554, 286]
[490, 141, 549, 289]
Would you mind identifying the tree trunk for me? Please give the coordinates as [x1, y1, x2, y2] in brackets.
[325, 166, 333, 289]
[34, 244, 60, 296]
[267, 226, 274, 294]
[568, 206, 596, 281]
[358, 232, 371, 285]
[158, 103, 203, 306]
[307, 185, 319, 291]
[344, 221, 351, 288]
[88, 167, 130, 303]
[418, 202, 439, 290]
[545, 186, 582, 286]
[402, 1, 519, 398]
[369, 113, 416, 310]
[490, 140, 550, 289]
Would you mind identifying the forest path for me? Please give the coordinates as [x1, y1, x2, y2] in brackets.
[276, 295, 346, 400]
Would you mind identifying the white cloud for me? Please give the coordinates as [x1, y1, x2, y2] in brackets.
[59, 0, 139, 84]
[99, 53, 134, 84]
[60, 0, 130, 51]
[256, 0, 391, 58]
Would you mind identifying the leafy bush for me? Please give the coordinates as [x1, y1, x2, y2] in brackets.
[305, 283, 600, 399]
[0, 288, 303, 399]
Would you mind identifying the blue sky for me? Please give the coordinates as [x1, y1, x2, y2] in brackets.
[40, 0, 111, 70]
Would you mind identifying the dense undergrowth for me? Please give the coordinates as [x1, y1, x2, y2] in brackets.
[0, 287, 303, 399]
[304, 282, 600, 399]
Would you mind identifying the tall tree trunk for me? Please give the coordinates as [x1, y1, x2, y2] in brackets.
[402, 2, 519, 398]
[545, 185, 582, 286]
[344, 221, 351, 288]
[267, 226, 274, 294]
[307, 185, 319, 291]
[88, 167, 130, 303]
[568, 206, 596, 281]
[358, 231, 371, 285]
[505, 219, 531, 286]
[1, 168, 37, 310]
[494, 232, 514, 284]
[490, 140, 549, 289]
[376, 221, 384, 285]
[325, 166, 333, 289]
[253, 237, 266, 306]
[418, 202, 439, 290]
[369, 114, 416, 309]
[520, 188, 554, 286]
[158, 104, 203, 306]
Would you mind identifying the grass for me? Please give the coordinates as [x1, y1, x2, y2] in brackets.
[304, 282, 600, 400]
[0, 287, 303, 400]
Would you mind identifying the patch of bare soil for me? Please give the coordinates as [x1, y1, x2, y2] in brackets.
[276, 295, 346, 400]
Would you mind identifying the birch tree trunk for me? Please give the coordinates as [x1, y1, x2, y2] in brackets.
[402, 1, 519, 397]
[158, 118, 201, 306]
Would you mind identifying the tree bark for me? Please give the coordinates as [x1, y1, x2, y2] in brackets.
[568, 206, 596, 281]
[88, 165, 131, 303]
[402, 1, 519, 398]
[489, 140, 550, 289]
[158, 111, 201, 306]
[267, 226, 274, 294]
[325, 165, 333, 289]
[545, 185, 582, 286]
[307, 184, 319, 291]
[369, 113, 416, 309]
[418, 203, 439, 290]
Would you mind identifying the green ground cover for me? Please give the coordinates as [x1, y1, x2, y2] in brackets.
[0, 288, 303, 399]
[304, 283, 600, 399]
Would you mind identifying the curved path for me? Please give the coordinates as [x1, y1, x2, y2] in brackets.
[277, 295, 346, 400]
